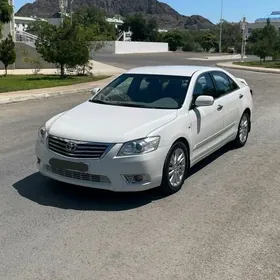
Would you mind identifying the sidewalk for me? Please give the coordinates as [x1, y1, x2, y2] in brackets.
[216, 61, 280, 74]
[0, 60, 125, 76]
[0, 60, 125, 105]
[0, 76, 115, 105]
[188, 54, 247, 61]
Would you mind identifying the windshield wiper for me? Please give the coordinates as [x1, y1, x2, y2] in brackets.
[90, 100, 159, 109]
[89, 99, 110, 105]
[109, 102, 157, 108]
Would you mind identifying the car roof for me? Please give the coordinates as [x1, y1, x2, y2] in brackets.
[126, 65, 222, 77]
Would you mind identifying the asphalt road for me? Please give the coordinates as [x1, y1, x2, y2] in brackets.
[1, 65, 280, 279]
[93, 52, 258, 69]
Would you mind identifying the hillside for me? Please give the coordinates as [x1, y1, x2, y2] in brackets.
[16, 0, 213, 29]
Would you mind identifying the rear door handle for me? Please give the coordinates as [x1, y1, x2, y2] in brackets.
[217, 105, 223, 111]
[239, 94, 244, 99]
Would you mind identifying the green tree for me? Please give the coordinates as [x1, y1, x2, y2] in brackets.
[72, 7, 117, 40]
[0, 0, 13, 38]
[146, 18, 160, 42]
[0, 33, 16, 75]
[248, 19, 278, 62]
[120, 14, 159, 42]
[35, 20, 93, 77]
[253, 39, 270, 63]
[211, 22, 241, 52]
[273, 35, 280, 61]
[247, 28, 263, 44]
[262, 19, 277, 58]
[162, 31, 183, 51]
[201, 32, 218, 52]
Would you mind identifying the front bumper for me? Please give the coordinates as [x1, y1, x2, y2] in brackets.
[35, 140, 168, 192]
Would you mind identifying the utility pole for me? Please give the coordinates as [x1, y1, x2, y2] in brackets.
[8, 0, 16, 69]
[70, 0, 74, 25]
[241, 16, 246, 62]
[219, 0, 224, 53]
[59, 0, 67, 25]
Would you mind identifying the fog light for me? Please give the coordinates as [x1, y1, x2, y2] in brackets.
[123, 174, 151, 184]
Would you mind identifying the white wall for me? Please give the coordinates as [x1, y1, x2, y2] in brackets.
[96, 41, 168, 54]
[98, 41, 116, 53]
[115, 41, 168, 54]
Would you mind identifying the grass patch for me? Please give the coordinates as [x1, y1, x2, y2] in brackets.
[234, 60, 280, 69]
[0, 74, 110, 93]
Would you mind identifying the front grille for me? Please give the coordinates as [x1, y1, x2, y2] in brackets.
[48, 135, 112, 159]
[46, 165, 111, 184]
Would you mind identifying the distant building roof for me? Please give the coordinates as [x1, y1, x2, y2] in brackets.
[256, 11, 280, 23]
[51, 12, 70, 18]
[14, 16, 47, 22]
[106, 17, 124, 25]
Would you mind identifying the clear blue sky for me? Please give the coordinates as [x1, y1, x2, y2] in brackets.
[15, 0, 279, 24]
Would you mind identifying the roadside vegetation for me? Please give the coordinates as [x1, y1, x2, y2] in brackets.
[119, 14, 280, 66]
[1, 3, 280, 86]
[0, 6, 115, 79]
[0, 0, 16, 74]
[119, 14, 242, 53]
[0, 74, 109, 93]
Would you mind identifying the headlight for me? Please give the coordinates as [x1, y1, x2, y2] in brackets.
[117, 136, 160, 157]
[38, 124, 47, 144]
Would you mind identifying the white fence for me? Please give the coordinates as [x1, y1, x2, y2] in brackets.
[95, 41, 169, 54]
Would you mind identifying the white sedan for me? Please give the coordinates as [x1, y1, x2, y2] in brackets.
[35, 66, 253, 195]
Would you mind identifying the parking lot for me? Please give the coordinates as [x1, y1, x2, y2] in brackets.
[1, 54, 280, 279]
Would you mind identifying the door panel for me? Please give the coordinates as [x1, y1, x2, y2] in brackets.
[190, 102, 224, 163]
[211, 71, 241, 142]
[189, 73, 224, 164]
[220, 92, 240, 141]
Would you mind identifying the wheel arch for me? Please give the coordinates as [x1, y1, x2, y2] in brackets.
[172, 137, 190, 169]
[243, 108, 251, 132]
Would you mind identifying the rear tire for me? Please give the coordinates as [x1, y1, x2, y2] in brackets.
[233, 112, 250, 148]
[159, 142, 189, 195]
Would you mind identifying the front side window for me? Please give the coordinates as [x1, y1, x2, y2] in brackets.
[91, 74, 191, 109]
[192, 73, 217, 106]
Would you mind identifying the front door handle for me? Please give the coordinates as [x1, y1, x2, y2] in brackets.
[239, 94, 244, 99]
[217, 105, 223, 111]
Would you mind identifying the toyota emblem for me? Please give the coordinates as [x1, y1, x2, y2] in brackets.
[66, 141, 77, 152]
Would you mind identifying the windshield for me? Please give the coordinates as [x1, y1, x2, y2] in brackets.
[91, 74, 191, 109]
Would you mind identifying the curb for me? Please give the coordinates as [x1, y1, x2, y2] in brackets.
[0, 87, 94, 105]
[216, 62, 280, 74]
[0, 75, 120, 105]
[189, 55, 246, 61]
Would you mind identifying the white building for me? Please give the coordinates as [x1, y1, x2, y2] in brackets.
[106, 17, 124, 29]
[14, 16, 46, 32]
[247, 11, 280, 36]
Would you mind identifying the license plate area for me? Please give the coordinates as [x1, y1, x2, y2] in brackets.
[49, 158, 89, 173]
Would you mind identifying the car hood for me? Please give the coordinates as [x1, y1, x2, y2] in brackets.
[48, 101, 178, 143]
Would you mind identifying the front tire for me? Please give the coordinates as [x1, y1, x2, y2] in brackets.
[233, 112, 250, 148]
[159, 142, 189, 195]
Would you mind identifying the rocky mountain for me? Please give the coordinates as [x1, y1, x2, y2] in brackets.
[16, 0, 213, 29]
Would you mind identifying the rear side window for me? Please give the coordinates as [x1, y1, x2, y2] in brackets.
[212, 71, 239, 97]
[228, 76, 239, 91]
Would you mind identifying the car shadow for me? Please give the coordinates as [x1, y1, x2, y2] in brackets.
[188, 143, 235, 177]
[13, 173, 166, 211]
[13, 143, 234, 211]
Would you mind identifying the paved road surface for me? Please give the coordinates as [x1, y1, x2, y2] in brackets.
[93, 52, 258, 70]
[1, 68, 280, 279]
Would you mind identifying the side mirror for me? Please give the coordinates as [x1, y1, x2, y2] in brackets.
[91, 87, 101, 96]
[195, 95, 214, 107]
